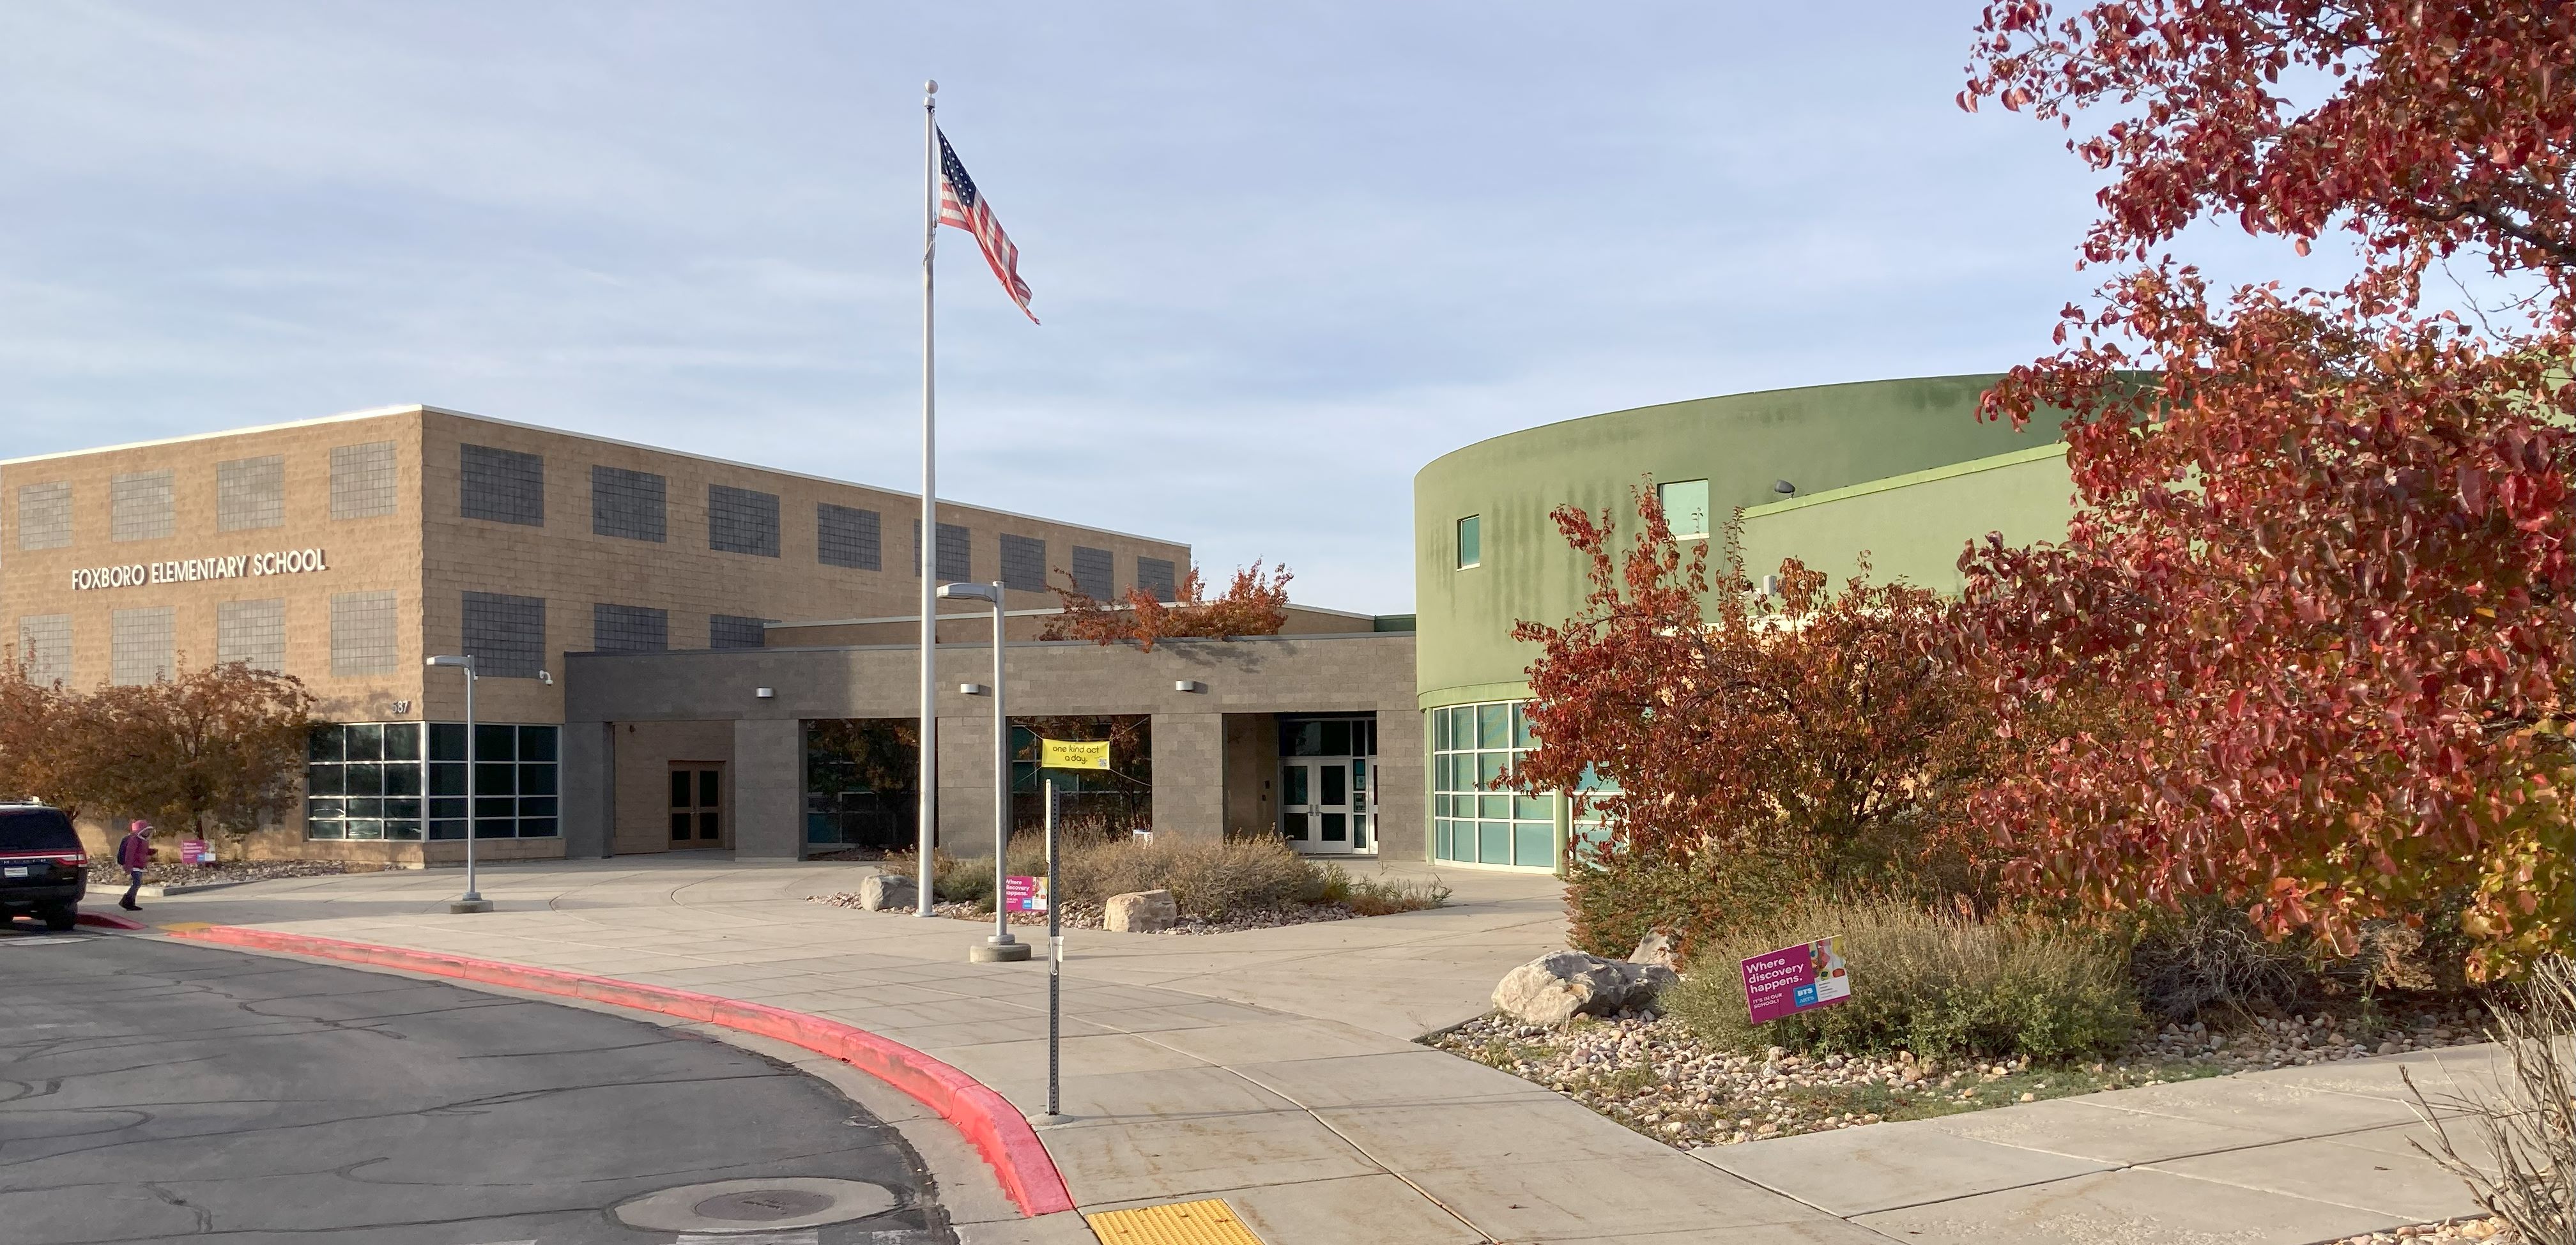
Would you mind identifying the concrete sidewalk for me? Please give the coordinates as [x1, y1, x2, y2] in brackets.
[135, 857, 2497, 1244]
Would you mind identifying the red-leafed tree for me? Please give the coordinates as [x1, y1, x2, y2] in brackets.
[1043, 561, 1292, 652]
[1511, 488, 1997, 952]
[1961, 1, 2575, 974]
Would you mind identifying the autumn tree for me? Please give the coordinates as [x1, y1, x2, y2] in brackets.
[84, 662, 315, 853]
[0, 658, 107, 818]
[1512, 488, 1997, 953]
[1960, 0, 2575, 972]
[1043, 561, 1293, 652]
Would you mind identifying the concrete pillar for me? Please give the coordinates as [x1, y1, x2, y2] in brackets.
[732, 718, 804, 860]
[937, 714, 1001, 857]
[1374, 706, 1427, 862]
[1150, 712, 1223, 841]
[562, 721, 613, 859]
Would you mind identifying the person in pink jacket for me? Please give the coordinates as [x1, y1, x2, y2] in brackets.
[114, 821, 154, 912]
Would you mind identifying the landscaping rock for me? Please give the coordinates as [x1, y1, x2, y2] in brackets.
[1627, 931, 1679, 970]
[1492, 951, 1678, 1026]
[1104, 889, 1178, 933]
[857, 872, 917, 912]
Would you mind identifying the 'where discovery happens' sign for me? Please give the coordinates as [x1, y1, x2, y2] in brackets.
[1740, 936, 1852, 1025]
[70, 547, 331, 592]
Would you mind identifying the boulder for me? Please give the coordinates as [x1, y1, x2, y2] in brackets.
[1627, 931, 1679, 970]
[1103, 889, 1178, 933]
[1491, 950, 1679, 1026]
[857, 872, 918, 912]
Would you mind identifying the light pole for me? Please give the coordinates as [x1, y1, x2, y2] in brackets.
[424, 654, 491, 914]
[939, 581, 1029, 963]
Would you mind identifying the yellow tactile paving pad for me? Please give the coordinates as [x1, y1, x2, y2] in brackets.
[1085, 1198, 1266, 1244]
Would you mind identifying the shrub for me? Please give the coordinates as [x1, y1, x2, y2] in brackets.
[2408, 955, 2576, 1245]
[1664, 897, 2142, 1062]
[2128, 897, 2478, 1023]
[906, 836, 1447, 920]
[1564, 843, 1811, 959]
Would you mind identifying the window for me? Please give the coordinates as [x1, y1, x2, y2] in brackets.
[709, 614, 768, 650]
[459, 444, 545, 526]
[1136, 556, 1177, 602]
[218, 599, 287, 671]
[17, 615, 70, 685]
[1658, 478, 1710, 538]
[461, 591, 546, 679]
[999, 533, 1046, 593]
[330, 591, 399, 675]
[110, 607, 174, 685]
[217, 455, 285, 531]
[17, 482, 71, 550]
[331, 441, 399, 519]
[424, 722, 559, 840]
[590, 466, 666, 542]
[817, 503, 882, 570]
[592, 602, 668, 653]
[305, 722, 425, 841]
[708, 484, 780, 556]
[912, 521, 970, 581]
[1070, 546, 1114, 599]
[1455, 515, 1481, 569]
[111, 471, 173, 542]
[1430, 700, 1556, 868]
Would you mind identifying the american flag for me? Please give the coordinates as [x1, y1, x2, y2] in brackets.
[937, 128, 1037, 323]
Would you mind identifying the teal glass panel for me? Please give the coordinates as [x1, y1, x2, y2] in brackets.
[1514, 821, 1556, 867]
[1456, 514, 1480, 567]
[1477, 752, 1507, 789]
[1478, 821, 1510, 864]
[1657, 478, 1710, 537]
[1478, 793, 1510, 820]
[1476, 703, 1507, 749]
[1512, 702, 1536, 749]
[1430, 708, 1449, 751]
[1515, 793, 1551, 820]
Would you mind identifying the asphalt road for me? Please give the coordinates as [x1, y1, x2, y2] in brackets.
[0, 928, 955, 1245]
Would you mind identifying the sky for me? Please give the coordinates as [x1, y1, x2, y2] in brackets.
[0, 2, 2334, 611]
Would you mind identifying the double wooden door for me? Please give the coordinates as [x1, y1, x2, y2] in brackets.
[669, 764, 725, 846]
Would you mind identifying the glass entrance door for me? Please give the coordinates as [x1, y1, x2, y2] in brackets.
[1280, 759, 1372, 855]
[669, 765, 723, 846]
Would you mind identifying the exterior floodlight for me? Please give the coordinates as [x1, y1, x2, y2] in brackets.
[937, 582, 998, 602]
[537, 670, 553, 685]
[957, 682, 990, 696]
[1174, 680, 1207, 693]
[1773, 479, 1797, 495]
[422, 655, 491, 913]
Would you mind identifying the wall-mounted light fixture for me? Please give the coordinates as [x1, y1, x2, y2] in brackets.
[1174, 679, 1206, 693]
[1759, 574, 1782, 597]
[957, 682, 990, 697]
[755, 687, 775, 699]
[1773, 479, 1797, 496]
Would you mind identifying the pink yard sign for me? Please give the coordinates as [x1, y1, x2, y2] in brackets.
[1004, 875, 1048, 914]
[179, 839, 210, 866]
[1740, 936, 1851, 1025]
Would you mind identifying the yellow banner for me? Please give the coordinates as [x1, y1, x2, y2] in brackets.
[1041, 738, 1112, 770]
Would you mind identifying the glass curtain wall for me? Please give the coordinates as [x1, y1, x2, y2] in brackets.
[306, 722, 559, 841]
[1429, 701, 1557, 868]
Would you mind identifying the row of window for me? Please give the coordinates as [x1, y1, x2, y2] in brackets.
[10, 592, 766, 687]
[1429, 699, 1557, 867]
[1452, 479, 1711, 570]
[13, 442, 398, 551]
[305, 722, 560, 841]
[466, 445, 1176, 598]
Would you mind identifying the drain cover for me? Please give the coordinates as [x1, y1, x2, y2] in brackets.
[615, 1177, 897, 1233]
[693, 1188, 835, 1221]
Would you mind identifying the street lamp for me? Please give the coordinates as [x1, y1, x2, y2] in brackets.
[424, 654, 493, 915]
[938, 581, 1029, 963]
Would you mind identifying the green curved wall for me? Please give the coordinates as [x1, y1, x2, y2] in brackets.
[1411, 375, 2071, 708]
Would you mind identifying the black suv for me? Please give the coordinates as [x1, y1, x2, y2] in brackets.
[0, 804, 88, 931]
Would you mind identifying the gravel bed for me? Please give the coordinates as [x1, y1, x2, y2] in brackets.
[1429, 998, 2494, 1150]
[806, 892, 1360, 935]
[86, 860, 356, 887]
[2330, 1217, 2515, 1243]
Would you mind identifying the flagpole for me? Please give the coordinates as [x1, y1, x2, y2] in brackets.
[916, 79, 939, 917]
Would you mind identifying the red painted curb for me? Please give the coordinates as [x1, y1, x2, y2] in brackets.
[166, 924, 1075, 1218]
[76, 910, 146, 930]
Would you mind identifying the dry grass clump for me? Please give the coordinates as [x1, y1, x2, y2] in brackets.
[2409, 955, 2576, 1245]
[900, 835, 1448, 920]
[1664, 897, 2140, 1062]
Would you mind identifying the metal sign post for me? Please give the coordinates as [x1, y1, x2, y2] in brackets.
[1040, 776, 1066, 1124]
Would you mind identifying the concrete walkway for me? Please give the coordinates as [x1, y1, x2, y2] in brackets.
[134, 857, 2497, 1244]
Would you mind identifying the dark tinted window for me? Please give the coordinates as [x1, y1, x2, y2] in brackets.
[0, 807, 80, 851]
